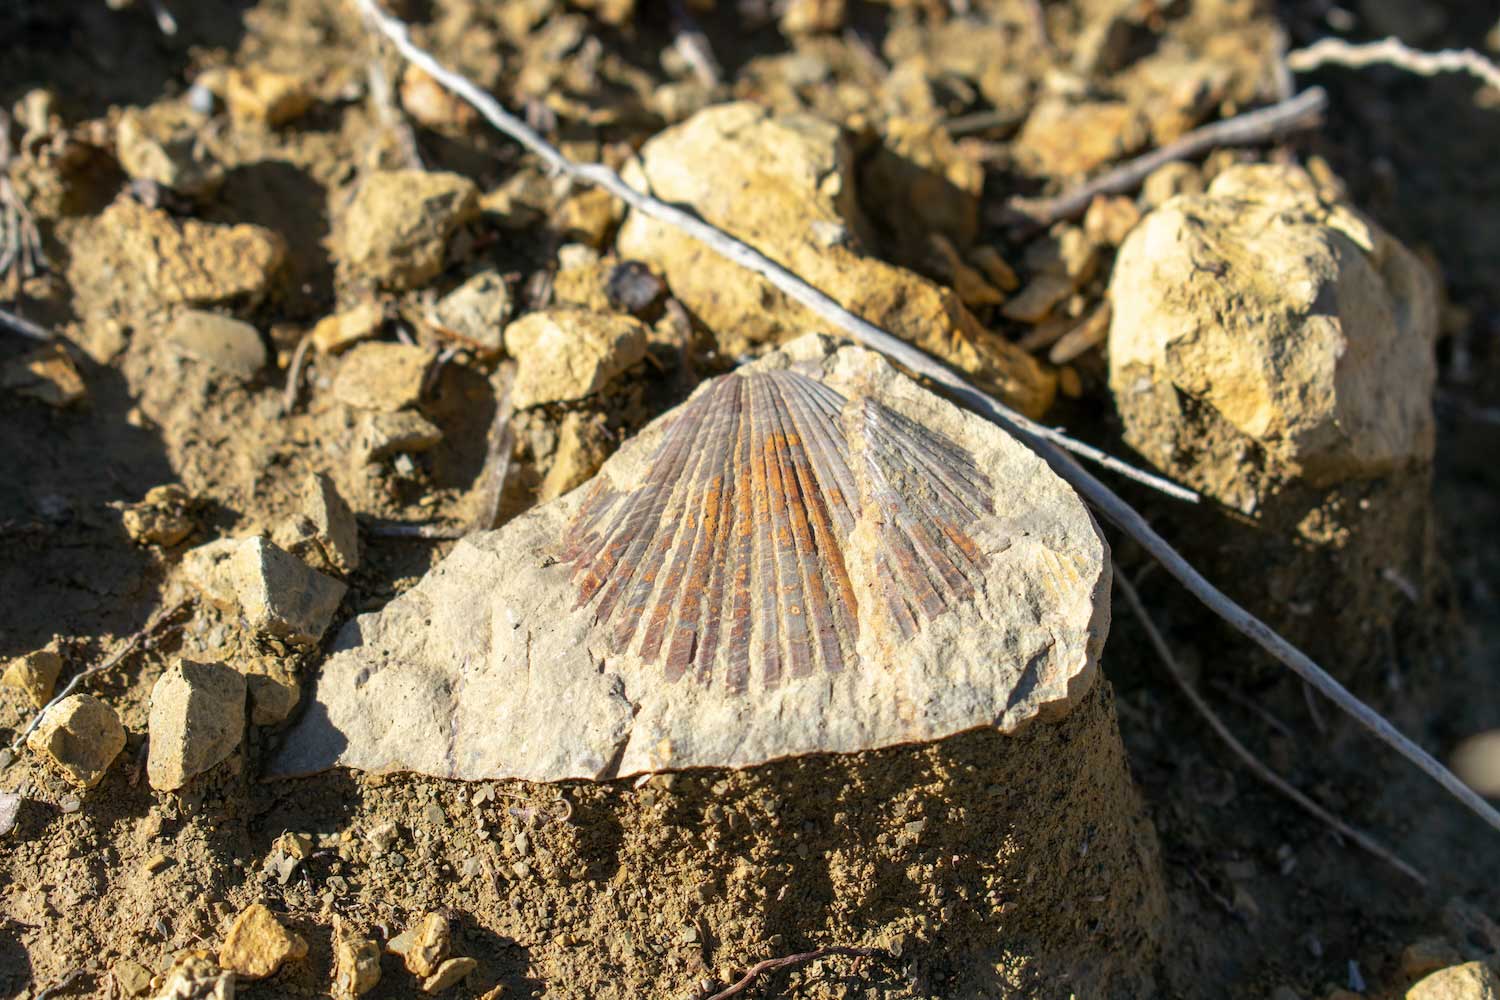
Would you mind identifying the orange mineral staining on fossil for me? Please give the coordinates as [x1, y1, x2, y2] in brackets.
[561, 369, 993, 693]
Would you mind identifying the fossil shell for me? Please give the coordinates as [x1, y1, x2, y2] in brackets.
[561, 370, 993, 693]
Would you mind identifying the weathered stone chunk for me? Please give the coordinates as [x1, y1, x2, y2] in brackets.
[353, 411, 444, 463]
[340, 171, 479, 289]
[227, 67, 313, 126]
[614, 102, 1053, 418]
[1407, 963, 1500, 1000]
[98, 199, 285, 305]
[183, 536, 347, 643]
[387, 912, 450, 978]
[273, 472, 360, 575]
[26, 694, 126, 788]
[1, 345, 87, 407]
[219, 902, 308, 980]
[332, 342, 431, 412]
[147, 659, 246, 790]
[433, 271, 511, 358]
[121, 484, 196, 547]
[311, 300, 384, 355]
[332, 922, 382, 998]
[1109, 163, 1438, 499]
[3, 642, 63, 707]
[152, 952, 232, 1000]
[422, 957, 477, 994]
[504, 308, 648, 409]
[166, 311, 267, 382]
[116, 105, 222, 197]
[277, 335, 1107, 782]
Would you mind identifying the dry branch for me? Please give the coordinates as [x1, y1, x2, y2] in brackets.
[0, 305, 54, 343]
[1116, 574, 1427, 885]
[1001, 87, 1328, 227]
[350, 0, 1500, 836]
[696, 946, 888, 1000]
[1288, 36, 1500, 92]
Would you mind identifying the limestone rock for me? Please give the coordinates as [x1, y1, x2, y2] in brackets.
[332, 923, 381, 998]
[614, 102, 1053, 419]
[152, 952, 232, 1000]
[276, 335, 1108, 782]
[26, 694, 126, 788]
[242, 655, 301, 727]
[422, 958, 477, 993]
[220, 902, 308, 980]
[113, 959, 153, 998]
[3, 641, 63, 707]
[341, 171, 479, 289]
[183, 536, 347, 643]
[1109, 163, 1438, 500]
[302, 473, 359, 574]
[166, 311, 267, 382]
[227, 67, 313, 126]
[310, 301, 384, 355]
[1, 345, 86, 407]
[116, 105, 222, 197]
[538, 411, 612, 501]
[148, 660, 246, 791]
[504, 308, 648, 409]
[332, 342, 430, 412]
[433, 271, 512, 358]
[1012, 99, 1150, 178]
[387, 912, 450, 978]
[1407, 963, 1500, 1000]
[121, 484, 196, 547]
[353, 411, 444, 463]
[99, 199, 285, 305]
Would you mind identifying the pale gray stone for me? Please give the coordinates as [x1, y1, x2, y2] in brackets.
[147, 660, 246, 791]
[275, 335, 1109, 782]
[167, 310, 267, 382]
[182, 536, 347, 643]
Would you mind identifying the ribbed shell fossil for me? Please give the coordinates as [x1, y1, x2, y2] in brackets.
[561, 369, 993, 693]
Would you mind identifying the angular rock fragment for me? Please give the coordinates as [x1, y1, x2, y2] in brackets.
[96, 199, 285, 305]
[387, 912, 450, 978]
[115, 105, 222, 198]
[340, 171, 479, 289]
[3, 641, 63, 707]
[183, 536, 347, 643]
[615, 103, 1053, 418]
[1110, 163, 1437, 494]
[332, 922, 382, 998]
[242, 655, 301, 727]
[153, 952, 233, 1000]
[220, 902, 308, 980]
[433, 271, 511, 358]
[147, 660, 246, 791]
[332, 342, 431, 412]
[120, 484, 197, 547]
[227, 67, 313, 126]
[276, 335, 1108, 781]
[1, 345, 86, 407]
[1407, 963, 1500, 1000]
[272, 473, 360, 576]
[422, 958, 477, 993]
[504, 308, 648, 409]
[310, 300, 384, 355]
[166, 311, 267, 383]
[1012, 99, 1150, 178]
[353, 411, 444, 463]
[26, 694, 126, 788]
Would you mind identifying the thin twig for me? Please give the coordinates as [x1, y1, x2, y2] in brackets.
[0, 305, 54, 343]
[1116, 574, 1427, 884]
[10, 599, 190, 753]
[34, 968, 87, 1000]
[282, 332, 314, 415]
[1001, 87, 1328, 227]
[469, 366, 516, 534]
[697, 946, 887, 1000]
[1287, 36, 1500, 92]
[352, 1, 1500, 835]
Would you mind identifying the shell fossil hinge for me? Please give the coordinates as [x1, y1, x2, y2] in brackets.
[560, 369, 994, 693]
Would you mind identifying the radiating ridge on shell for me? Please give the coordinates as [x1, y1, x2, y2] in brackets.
[561, 369, 994, 693]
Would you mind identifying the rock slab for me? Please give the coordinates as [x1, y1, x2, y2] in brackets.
[148, 660, 246, 791]
[277, 335, 1109, 782]
[26, 694, 126, 788]
[1109, 163, 1437, 502]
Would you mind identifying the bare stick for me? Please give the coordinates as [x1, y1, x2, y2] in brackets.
[351, 2, 1500, 834]
[282, 333, 314, 414]
[1288, 36, 1500, 92]
[9, 598, 190, 753]
[1001, 87, 1328, 227]
[468, 366, 516, 534]
[697, 946, 887, 1000]
[0, 305, 54, 343]
[1116, 574, 1427, 884]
